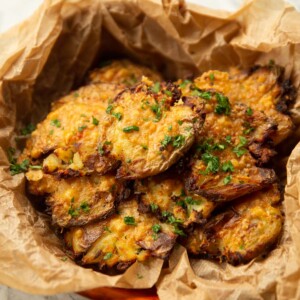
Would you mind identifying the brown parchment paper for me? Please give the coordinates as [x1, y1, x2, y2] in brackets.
[0, 0, 300, 298]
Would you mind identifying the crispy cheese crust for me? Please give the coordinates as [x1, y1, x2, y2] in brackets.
[182, 92, 276, 202]
[21, 83, 123, 176]
[135, 171, 215, 227]
[184, 184, 283, 265]
[192, 66, 295, 144]
[26, 170, 129, 228]
[98, 78, 203, 179]
[65, 198, 177, 271]
[88, 59, 163, 86]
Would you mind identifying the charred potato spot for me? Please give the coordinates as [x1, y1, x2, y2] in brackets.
[88, 59, 163, 86]
[184, 184, 283, 265]
[66, 198, 177, 270]
[101, 78, 203, 179]
[135, 171, 215, 227]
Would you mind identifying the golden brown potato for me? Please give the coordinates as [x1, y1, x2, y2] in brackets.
[183, 92, 277, 202]
[26, 170, 129, 228]
[88, 59, 163, 86]
[184, 184, 283, 265]
[20, 83, 123, 176]
[65, 198, 177, 271]
[189, 65, 295, 144]
[135, 170, 215, 227]
[98, 77, 203, 179]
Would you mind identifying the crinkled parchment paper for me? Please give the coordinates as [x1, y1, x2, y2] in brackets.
[0, 0, 300, 298]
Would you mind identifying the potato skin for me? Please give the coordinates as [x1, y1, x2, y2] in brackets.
[192, 65, 295, 145]
[99, 78, 204, 179]
[135, 170, 215, 227]
[184, 184, 283, 265]
[19, 83, 123, 176]
[65, 198, 177, 271]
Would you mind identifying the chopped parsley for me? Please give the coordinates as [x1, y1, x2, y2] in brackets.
[152, 224, 161, 233]
[179, 79, 192, 89]
[150, 203, 158, 212]
[92, 116, 99, 125]
[223, 175, 232, 185]
[209, 73, 215, 81]
[161, 135, 172, 147]
[10, 159, 30, 175]
[225, 135, 231, 143]
[126, 159, 132, 163]
[103, 252, 113, 260]
[177, 120, 183, 125]
[123, 126, 139, 133]
[173, 226, 186, 237]
[50, 119, 61, 128]
[221, 161, 234, 172]
[68, 207, 79, 218]
[49, 130, 54, 135]
[29, 165, 42, 170]
[73, 92, 79, 98]
[141, 145, 148, 150]
[112, 112, 122, 120]
[106, 105, 113, 114]
[233, 147, 247, 157]
[168, 125, 172, 131]
[233, 136, 248, 157]
[246, 107, 253, 116]
[151, 82, 161, 93]
[150, 104, 162, 121]
[98, 144, 104, 156]
[20, 123, 35, 135]
[215, 93, 231, 115]
[104, 226, 112, 233]
[165, 90, 172, 97]
[191, 89, 212, 100]
[80, 201, 90, 213]
[124, 216, 136, 225]
[78, 125, 87, 132]
[184, 196, 200, 205]
[201, 153, 220, 174]
[172, 135, 185, 148]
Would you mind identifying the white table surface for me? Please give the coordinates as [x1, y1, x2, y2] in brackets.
[0, 0, 299, 299]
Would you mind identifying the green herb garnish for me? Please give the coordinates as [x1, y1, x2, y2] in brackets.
[20, 123, 35, 135]
[223, 175, 232, 185]
[215, 93, 231, 115]
[92, 116, 99, 125]
[152, 224, 161, 233]
[103, 252, 113, 260]
[124, 216, 136, 225]
[123, 126, 139, 133]
[221, 161, 234, 172]
[172, 135, 185, 148]
[50, 119, 61, 128]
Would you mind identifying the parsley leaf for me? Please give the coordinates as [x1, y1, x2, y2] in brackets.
[161, 135, 172, 147]
[215, 93, 231, 115]
[201, 153, 220, 174]
[124, 216, 136, 225]
[92, 116, 99, 125]
[50, 119, 61, 128]
[103, 252, 113, 260]
[223, 175, 232, 185]
[123, 126, 139, 133]
[80, 201, 90, 213]
[179, 80, 192, 89]
[209, 73, 215, 81]
[78, 125, 87, 132]
[10, 159, 30, 175]
[150, 203, 158, 212]
[221, 161, 234, 172]
[172, 135, 185, 148]
[151, 82, 161, 93]
[246, 107, 253, 116]
[20, 123, 36, 135]
[106, 105, 113, 114]
[152, 224, 161, 233]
